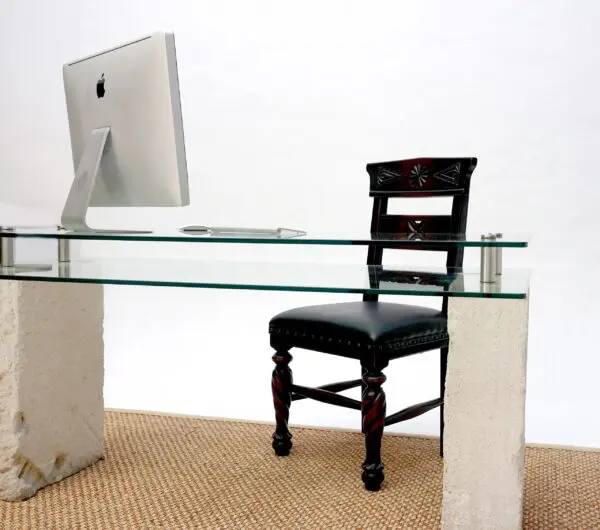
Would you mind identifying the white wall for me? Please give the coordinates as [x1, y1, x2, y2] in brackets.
[1, 0, 599, 448]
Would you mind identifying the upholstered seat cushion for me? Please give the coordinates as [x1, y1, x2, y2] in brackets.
[269, 301, 448, 362]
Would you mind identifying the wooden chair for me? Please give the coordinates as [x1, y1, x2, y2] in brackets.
[268, 157, 477, 491]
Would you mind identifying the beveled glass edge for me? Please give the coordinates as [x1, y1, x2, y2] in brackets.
[0, 275, 528, 299]
[0, 261, 531, 300]
[0, 226, 529, 248]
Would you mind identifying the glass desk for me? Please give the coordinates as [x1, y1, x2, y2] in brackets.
[0, 225, 526, 289]
[0, 228, 531, 529]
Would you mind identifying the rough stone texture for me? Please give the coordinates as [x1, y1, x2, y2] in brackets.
[0, 280, 104, 501]
[441, 295, 530, 530]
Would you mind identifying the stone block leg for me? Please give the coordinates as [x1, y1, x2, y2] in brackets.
[441, 295, 529, 530]
[0, 280, 104, 501]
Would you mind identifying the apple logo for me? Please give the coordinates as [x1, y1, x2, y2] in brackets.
[96, 73, 106, 98]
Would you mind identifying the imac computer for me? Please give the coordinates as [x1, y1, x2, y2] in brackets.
[60, 31, 305, 238]
[61, 31, 189, 232]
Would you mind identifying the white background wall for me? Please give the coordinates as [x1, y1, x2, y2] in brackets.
[1, 0, 599, 448]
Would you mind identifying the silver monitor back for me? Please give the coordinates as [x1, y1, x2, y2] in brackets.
[62, 31, 189, 231]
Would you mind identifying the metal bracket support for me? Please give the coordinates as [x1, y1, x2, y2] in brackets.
[480, 233, 497, 283]
[0, 228, 15, 268]
[60, 127, 111, 232]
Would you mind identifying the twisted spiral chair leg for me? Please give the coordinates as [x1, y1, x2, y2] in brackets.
[271, 350, 293, 456]
[361, 368, 386, 491]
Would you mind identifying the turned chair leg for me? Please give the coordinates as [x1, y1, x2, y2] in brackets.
[361, 366, 386, 491]
[440, 346, 448, 458]
[271, 350, 293, 456]
[361, 366, 368, 433]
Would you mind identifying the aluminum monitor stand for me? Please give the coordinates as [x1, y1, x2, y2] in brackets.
[60, 127, 151, 234]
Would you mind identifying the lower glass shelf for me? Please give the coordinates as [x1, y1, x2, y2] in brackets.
[0, 259, 530, 299]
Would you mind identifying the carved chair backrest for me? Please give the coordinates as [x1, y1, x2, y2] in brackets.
[363, 157, 478, 308]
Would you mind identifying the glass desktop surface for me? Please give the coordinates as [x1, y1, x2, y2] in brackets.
[0, 226, 528, 248]
[0, 260, 530, 299]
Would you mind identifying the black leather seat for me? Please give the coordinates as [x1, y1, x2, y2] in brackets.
[269, 301, 448, 364]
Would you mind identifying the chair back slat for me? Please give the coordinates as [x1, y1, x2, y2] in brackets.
[367, 158, 475, 197]
[376, 214, 453, 237]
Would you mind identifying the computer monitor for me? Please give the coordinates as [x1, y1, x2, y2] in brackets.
[61, 31, 189, 232]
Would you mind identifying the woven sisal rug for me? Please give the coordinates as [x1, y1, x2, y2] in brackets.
[0, 411, 599, 529]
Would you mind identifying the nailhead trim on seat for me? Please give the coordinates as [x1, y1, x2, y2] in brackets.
[268, 326, 448, 353]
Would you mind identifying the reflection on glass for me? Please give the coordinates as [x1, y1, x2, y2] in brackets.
[0, 226, 528, 247]
[0, 259, 530, 299]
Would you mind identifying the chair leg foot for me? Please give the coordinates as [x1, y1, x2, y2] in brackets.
[271, 350, 293, 456]
[272, 431, 293, 456]
[361, 367, 386, 491]
[362, 462, 385, 491]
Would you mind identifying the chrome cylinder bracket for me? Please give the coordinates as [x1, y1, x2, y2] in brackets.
[480, 233, 497, 284]
[0, 227, 15, 268]
[58, 238, 71, 263]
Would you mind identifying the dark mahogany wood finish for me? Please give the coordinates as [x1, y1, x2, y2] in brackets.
[367, 158, 471, 197]
[361, 370, 387, 491]
[270, 157, 477, 490]
[271, 350, 293, 456]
